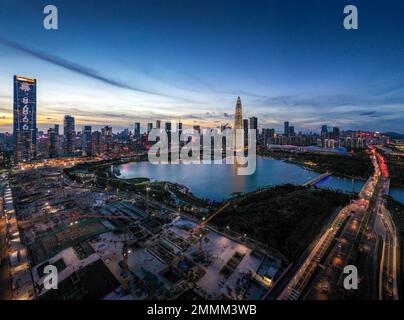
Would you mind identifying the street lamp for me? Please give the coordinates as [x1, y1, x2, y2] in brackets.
[146, 186, 150, 216]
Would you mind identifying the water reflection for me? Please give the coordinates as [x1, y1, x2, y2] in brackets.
[116, 157, 404, 202]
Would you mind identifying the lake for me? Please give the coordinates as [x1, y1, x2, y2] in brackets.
[114, 157, 401, 201]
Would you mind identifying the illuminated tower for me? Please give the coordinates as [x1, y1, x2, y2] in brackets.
[233, 96, 243, 150]
[13, 75, 37, 161]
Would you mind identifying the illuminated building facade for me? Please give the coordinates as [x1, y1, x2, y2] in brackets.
[233, 96, 243, 150]
[13, 75, 37, 161]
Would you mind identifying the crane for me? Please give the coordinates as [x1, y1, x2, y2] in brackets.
[190, 202, 230, 256]
[191, 202, 230, 235]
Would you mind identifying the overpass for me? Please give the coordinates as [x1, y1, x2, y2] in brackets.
[302, 171, 332, 187]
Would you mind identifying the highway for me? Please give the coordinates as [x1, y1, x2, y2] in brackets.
[277, 146, 400, 300]
[369, 146, 399, 300]
[375, 180, 398, 299]
[277, 203, 357, 300]
[0, 210, 12, 299]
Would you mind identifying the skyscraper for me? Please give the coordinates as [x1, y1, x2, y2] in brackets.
[249, 117, 258, 131]
[284, 121, 290, 137]
[101, 126, 112, 152]
[332, 127, 340, 139]
[13, 75, 37, 161]
[165, 122, 172, 147]
[243, 119, 249, 129]
[243, 119, 249, 143]
[47, 127, 58, 158]
[164, 122, 171, 131]
[83, 125, 92, 156]
[92, 131, 101, 155]
[134, 122, 141, 139]
[233, 96, 243, 150]
[147, 123, 153, 134]
[63, 115, 75, 154]
[289, 125, 295, 136]
[249, 116, 258, 141]
[262, 128, 275, 146]
[234, 97, 243, 130]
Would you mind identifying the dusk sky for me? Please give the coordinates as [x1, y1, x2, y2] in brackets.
[0, 0, 404, 133]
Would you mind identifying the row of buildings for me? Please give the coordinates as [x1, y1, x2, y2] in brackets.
[261, 121, 388, 150]
[3, 75, 390, 163]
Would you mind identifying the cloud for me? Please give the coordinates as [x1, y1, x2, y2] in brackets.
[360, 111, 376, 116]
[359, 111, 384, 118]
[0, 38, 176, 99]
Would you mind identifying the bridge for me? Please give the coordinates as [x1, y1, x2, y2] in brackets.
[302, 171, 332, 187]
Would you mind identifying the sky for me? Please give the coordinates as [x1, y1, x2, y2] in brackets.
[0, 0, 404, 133]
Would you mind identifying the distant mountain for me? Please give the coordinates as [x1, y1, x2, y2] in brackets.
[383, 132, 404, 139]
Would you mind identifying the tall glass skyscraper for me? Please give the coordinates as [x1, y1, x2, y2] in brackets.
[82, 125, 92, 156]
[249, 117, 258, 130]
[64, 115, 75, 154]
[233, 96, 243, 150]
[249, 116, 258, 140]
[13, 75, 37, 162]
[284, 121, 290, 136]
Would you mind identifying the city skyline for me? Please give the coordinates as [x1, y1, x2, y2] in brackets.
[1, 72, 402, 136]
[1, 0, 404, 133]
[1, 1, 404, 304]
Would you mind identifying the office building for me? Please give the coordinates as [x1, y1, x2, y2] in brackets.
[63, 115, 75, 154]
[284, 121, 289, 137]
[233, 96, 243, 150]
[47, 127, 58, 158]
[289, 125, 295, 136]
[101, 126, 113, 152]
[13, 75, 37, 161]
[82, 125, 92, 156]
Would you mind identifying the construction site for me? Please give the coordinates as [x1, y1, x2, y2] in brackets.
[3, 160, 282, 300]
